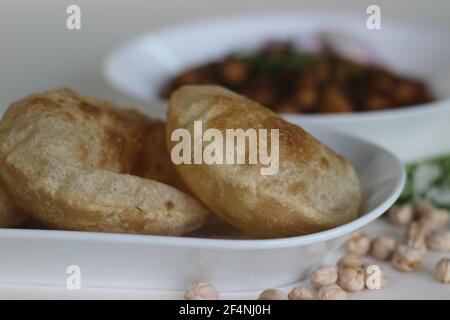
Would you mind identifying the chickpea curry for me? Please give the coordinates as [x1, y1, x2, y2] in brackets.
[160, 41, 434, 114]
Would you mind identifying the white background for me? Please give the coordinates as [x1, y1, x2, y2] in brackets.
[0, 0, 449, 299]
[2, 0, 450, 110]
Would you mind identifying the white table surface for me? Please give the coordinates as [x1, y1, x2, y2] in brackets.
[0, 0, 449, 299]
[1, 219, 448, 299]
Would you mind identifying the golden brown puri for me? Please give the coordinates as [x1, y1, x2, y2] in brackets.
[0, 88, 209, 235]
[167, 85, 362, 238]
[131, 121, 188, 193]
[0, 179, 28, 227]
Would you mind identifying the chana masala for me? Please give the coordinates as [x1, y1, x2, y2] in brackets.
[160, 41, 434, 114]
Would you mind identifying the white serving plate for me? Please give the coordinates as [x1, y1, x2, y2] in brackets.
[0, 126, 405, 291]
[104, 13, 450, 162]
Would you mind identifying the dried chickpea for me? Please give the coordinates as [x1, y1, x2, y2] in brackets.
[405, 221, 427, 255]
[184, 281, 219, 300]
[419, 209, 449, 231]
[427, 230, 450, 252]
[392, 244, 423, 272]
[388, 205, 414, 226]
[310, 266, 338, 289]
[435, 258, 450, 284]
[258, 289, 288, 300]
[338, 254, 365, 269]
[337, 267, 365, 292]
[318, 284, 347, 300]
[348, 232, 371, 255]
[288, 287, 314, 300]
[371, 236, 397, 261]
[414, 199, 435, 217]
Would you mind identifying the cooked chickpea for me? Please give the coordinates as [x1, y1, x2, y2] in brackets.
[348, 232, 371, 255]
[221, 58, 249, 83]
[275, 102, 298, 113]
[317, 86, 352, 113]
[388, 205, 414, 226]
[338, 254, 365, 269]
[294, 84, 317, 112]
[318, 284, 347, 300]
[393, 81, 417, 104]
[427, 230, 450, 252]
[371, 235, 397, 261]
[178, 69, 203, 85]
[184, 281, 219, 300]
[363, 94, 390, 111]
[258, 289, 288, 300]
[435, 258, 450, 284]
[392, 244, 423, 272]
[288, 287, 314, 300]
[337, 267, 365, 292]
[310, 266, 338, 289]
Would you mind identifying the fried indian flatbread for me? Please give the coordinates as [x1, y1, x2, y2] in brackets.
[0, 88, 208, 235]
[0, 179, 28, 227]
[167, 85, 362, 238]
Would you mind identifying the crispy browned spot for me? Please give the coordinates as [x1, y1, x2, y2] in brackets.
[165, 201, 174, 210]
[58, 111, 76, 123]
[78, 100, 101, 118]
[288, 182, 307, 194]
[28, 97, 61, 112]
[76, 143, 90, 162]
[320, 156, 330, 169]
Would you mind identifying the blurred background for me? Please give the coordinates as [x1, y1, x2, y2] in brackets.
[1, 0, 450, 108]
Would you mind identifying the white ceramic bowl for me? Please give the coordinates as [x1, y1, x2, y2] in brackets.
[104, 13, 450, 162]
[0, 126, 405, 291]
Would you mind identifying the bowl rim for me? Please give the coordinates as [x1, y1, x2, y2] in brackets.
[282, 99, 450, 122]
[0, 127, 406, 250]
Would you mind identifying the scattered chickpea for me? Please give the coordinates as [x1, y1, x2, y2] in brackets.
[371, 235, 397, 261]
[426, 230, 450, 252]
[338, 254, 365, 269]
[419, 209, 449, 231]
[348, 232, 371, 255]
[310, 266, 338, 289]
[392, 244, 423, 272]
[405, 221, 428, 255]
[184, 281, 219, 300]
[258, 289, 288, 300]
[414, 199, 435, 217]
[435, 258, 450, 284]
[288, 287, 314, 300]
[337, 267, 365, 292]
[318, 284, 347, 300]
[388, 205, 414, 226]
